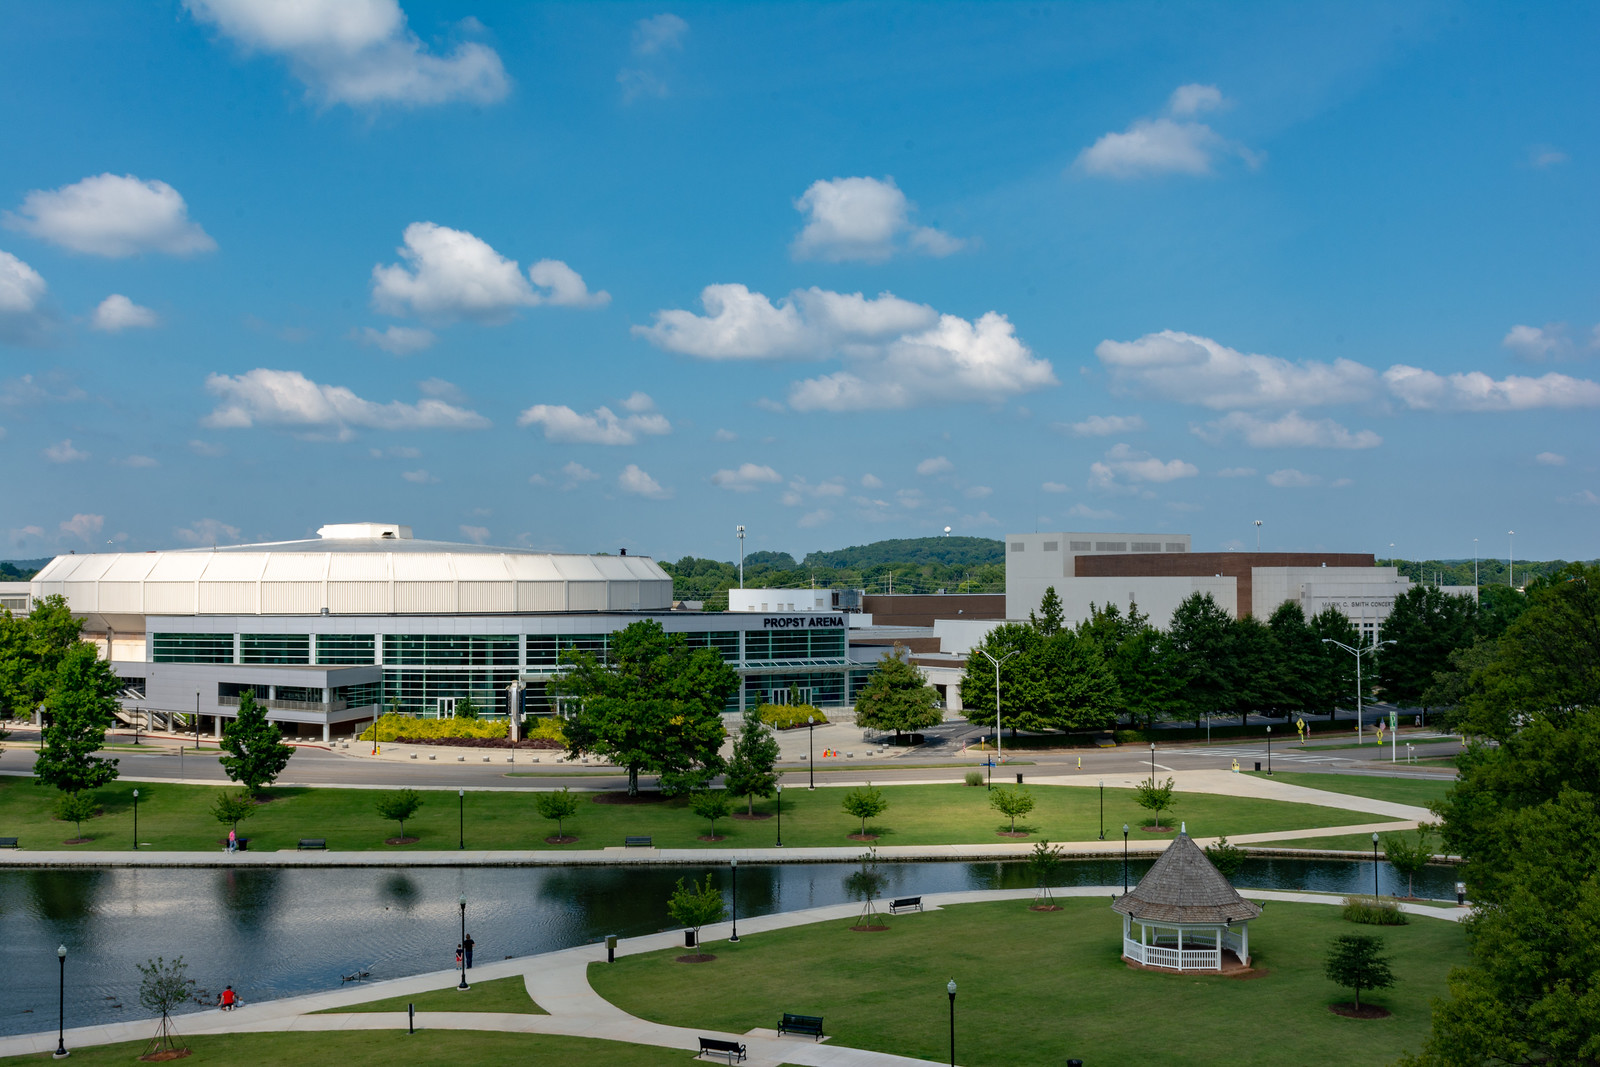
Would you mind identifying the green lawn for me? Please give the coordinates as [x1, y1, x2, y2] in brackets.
[1251, 771, 1454, 808]
[0, 776, 1384, 851]
[318, 974, 545, 1014]
[590, 898, 1468, 1067]
[1253, 829, 1447, 855]
[0, 1031, 695, 1067]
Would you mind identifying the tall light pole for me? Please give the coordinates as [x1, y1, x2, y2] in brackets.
[736, 526, 745, 589]
[1473, 538, 1479, 601]
[194, 690, 201, 750]
[806, 716, 816, 790]
[1372, 832, 1381, 903]
[1098, 779, 1104, 841]
[1149, 742, 1155, 786]
[54, 945, 67, 1060]
[1322, 638, 1394, 742]
[946, 979, 957, 1067]
[457, 788, 464, 851]
[774, 783, 782, 847]
[132, 789, 139, 850]
[457, 896, 469, 990]
[1253, 519, 1262, 551]
[1122, 823, 1130, 893]
[1265, 725, 1272, 776]
[1508, 530, 1515, 588]
[977, 648, 1020, 771]
[729, 858, 740, 943]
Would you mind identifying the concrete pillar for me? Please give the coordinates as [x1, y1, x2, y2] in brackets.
[214, 716, 223, 738]
[322, 722, 330, 743]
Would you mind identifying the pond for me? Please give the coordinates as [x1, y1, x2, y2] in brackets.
[0, 856, 1460, 1036]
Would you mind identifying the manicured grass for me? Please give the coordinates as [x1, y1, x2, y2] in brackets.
[0, 1031, 692, 1067]
[1252, 829, 1447, 855]
[0, 776, 1384, 851]
[318, 975, 545, 1015]
[1250, 771, 1454, 808]
[590, 898, 1468, 1067]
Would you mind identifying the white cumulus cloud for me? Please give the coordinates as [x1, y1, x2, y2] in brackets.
[458, 524, 491, 544]
[185, 0, 509, 107]
[1097, 330, 1376, 410]
[1383, 365, 1600, 411]
[916, 456, 953, 475]
[0, 249, 49, 344]
[1502, 323, 1575, 362]
[91, 294, 159, 332]
[1195, 410, 1382, 450]
[1267, 468, 1319, 488]
[636, 284, 936, 361]
[44, 439, 89, 463]
[59, 513, 106, 542]
[1090, 443, 1198, 491]
[1216, 467, 1258, 478]
[1167, 83, 1225, 117]
[203, 368, 490, 435]
[561, 461, 598, 488]
[371, 222, 607, 323]
[632, 13, 687, 54]
[618, 463, 671, 499]
[1535, 451, 1566, 466]
[860, 473, 883, 489]
[791, 176, 964, 263]
[1075, 85, 1258, 178]
[797, 508, 833, 528]
[173, 518, 240, 546]
[5, 174, 214, 257]
[1042, 481, 1071, 493]
[517, 400, 670, 445]
[711, 463, 782, 491]
[358, 324, 436, 354]
[401, 468, 438, 483]
[618, 13, 688, 101]
[1065, 414, 1146, 437]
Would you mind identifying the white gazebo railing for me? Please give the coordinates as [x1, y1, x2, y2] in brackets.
[1122, 915, 1231, 972]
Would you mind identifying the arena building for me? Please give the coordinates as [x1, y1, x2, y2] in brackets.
[29, 523, 860, 741]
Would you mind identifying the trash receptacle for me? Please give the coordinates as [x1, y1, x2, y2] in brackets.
[1068, 1060, 1083, 1067]
[1254, 761, 1261, 772]
[1016, 772, 1024, 785]
[236, 838, 249, 852]
[684, 930, 697, 949]
[605, 934, 618, 963]
[1456, 882, 1466, 906]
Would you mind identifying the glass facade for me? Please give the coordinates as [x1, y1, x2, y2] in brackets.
[682, 630, 740, 661]
[742, 627, 847, 663]
[383, 668, 519, 716]
[315, 634, 375, 665]
[525, 633, 609, 669]
[383, 634, 518, 667]
[240, 633, 311, 665]
[153, 633, 234, 664]
[744, 671, 846, 708]
[332, 681, 382, 708]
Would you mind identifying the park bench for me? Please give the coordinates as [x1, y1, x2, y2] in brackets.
[696, 1036, 747, 1063]
[888, 896, 922, 915]
[0, 837, 18, 849]
[624, 835, 653, 847]
[297, 838, 326, 851]
[778, 1013, 824, 1040]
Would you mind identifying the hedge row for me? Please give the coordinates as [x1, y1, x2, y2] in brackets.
[758, 703, 829, 730]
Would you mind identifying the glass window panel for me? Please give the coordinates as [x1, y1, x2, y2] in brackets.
[152, 633, 234, 664]
[316, 634, 375, 665]
[240, 633, 310, 665]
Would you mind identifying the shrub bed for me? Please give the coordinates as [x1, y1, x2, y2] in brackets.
[1341, 896, 1409, 925]
[359, 713, 508, 742]
[759, 704, 829, 730]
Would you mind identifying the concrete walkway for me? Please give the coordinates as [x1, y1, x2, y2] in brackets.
[0, 885, 1469, 1063]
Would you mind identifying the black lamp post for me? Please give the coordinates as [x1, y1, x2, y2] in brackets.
[1149, 741, 1156, 785]
[194, 691, 201, 750]
[729, 858, 740, 943]
[1098, 779, 1104, 840]
[132, 789, 139, 850]
[774, 783, 782, 847]
[53, 944, 67, 1059]
[1122, 823, 1130, 893]
[946, 978, 956, 1067]
[457, 896, 469, 990]
[458, 788, 465, 851]
[1372, 832, 1381, 903]
[807, 716, 816, 790]
[133, 710, 140, 746]
[1266, 725, 1272, 776]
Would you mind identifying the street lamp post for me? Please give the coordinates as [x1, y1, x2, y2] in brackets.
[1321, 638, 1394, 742]
[1473, 538, 1479, 602]
[807, 716, 815, 790]
[132, 789, 139, 850]
[54, 945, 67, 1059]
[729, 858, 740, 943]
[1266, 725, 1272, 776]
[1508, 530, 1515, 588]
[736, 526, 746, 589]
[976, 649, 1020, 772]
[946, 979, 956, 1067]
[457, 896, 469, 990]
[1098, 779, 1104, 840]
[774, 783, 783, 847]
[1149, 742, 1156, 786]
[1122, 823, 1130, 893]
[1372, 832, 1381, 903]
[458, 788, 465, 850]
[194, 691, 201, 750]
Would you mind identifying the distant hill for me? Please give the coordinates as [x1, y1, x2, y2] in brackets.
[801, 536, 1005, 570]
[0, 558, 51, 581]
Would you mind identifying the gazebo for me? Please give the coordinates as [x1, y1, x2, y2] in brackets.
[1112, 825, 1262, 972]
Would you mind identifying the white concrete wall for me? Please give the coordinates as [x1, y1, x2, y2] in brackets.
[1004, 531, 1191, 619]
[1058, 575, 1236, 630]
[726, 587, 832, 612]
[933, 617, 1017, 654]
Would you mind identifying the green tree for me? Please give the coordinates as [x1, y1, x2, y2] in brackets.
[1227, 613, 1277, 724]
[842, 784, 888, 837]
[845, 847, 888, 926]
[958, 623, 1044, 735]
[989, 786, 1035, 833]
[666, 873, 727, 945]
[55, 791, 97, 839]
[1323, 934, 1395, 1009]
[691, 789, 733, 838]
[1309, 606, 1361, 718]
[453, 694, 480, 720]
[1030, 586, 1064, 635]
[961, 623, 1118, 735]
[136, 956, 190, 1057]
[0, 595, 83, 720]
[723, 705, 780, 815]
[1164, 593, 1236, 728]
[210, 790, 257, 834]
[33, 642, 120, 794]
[1380, 586, 1479, 710]
[1380, 829, 1433, 899]
[854, 646, 942, 740]
[534, 787, 581, 840]
[550, 619, 737, 796]
[375, 788, 423, 840]
[1077, 601, 1178, 729]
[1204, 835, 1246, 880]
[218, 689, 293, 795]
[1267, 601, 1323, 717]
[1028, 840, 1064, 906]
[1133, 776, 1176, 831]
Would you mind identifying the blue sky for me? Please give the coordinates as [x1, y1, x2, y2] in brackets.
[2, 1, 1596, 564]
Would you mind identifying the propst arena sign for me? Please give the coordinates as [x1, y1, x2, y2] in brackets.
[762, 615, 846, 629]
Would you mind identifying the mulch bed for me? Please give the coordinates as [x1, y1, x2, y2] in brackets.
[1029, 904, 1063, 912]
[1140, 826, 1176, 833]
[847, 833, 879, 841]
[139, 1050, 192, 1062]
[731, 812, 772, 821]
[384, 836, 419, 846]
[63, 838, 91, 845]
[593, 792, 671, 805]
[850, 925, 890, 932]
[1329, 1003, 1390, 1019]
[997, 831, 1031, 838]
[675, 953, 717, 963]
[697, 834, 726, 842]
[544, 835, 578, 844]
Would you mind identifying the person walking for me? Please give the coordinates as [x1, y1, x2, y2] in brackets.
[462, 934, 475, 969]
[227, 828, 236, 853]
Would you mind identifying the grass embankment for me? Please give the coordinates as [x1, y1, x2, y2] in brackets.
[0, 1032, 692, 1067]
[319, 975, 545, 1015]
[1253, 830, 1448, 854]
[590, 898, 1468, 1067]
[0, 777, 1380, 851]
[1250, 772, 1454, 808]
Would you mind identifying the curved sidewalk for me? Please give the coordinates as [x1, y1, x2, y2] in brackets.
[0, 886, 1467, 1064]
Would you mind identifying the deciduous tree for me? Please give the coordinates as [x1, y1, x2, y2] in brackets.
[691, 789, 733, 839]
[854, 646, 942, 740]
[219, 689, 293, 795]
[210, 791, 256, 834]
[1133, 776, 1176, 831]
[1030, 586, 1064, 635]
[842, 785, 888, 837]
[376, 788, 423, 840]
[1164, 593, 1235, 727]
[666, 873, 727, 945]
[1324, 934, 1395, 1008]
[33, 642, 120, 795]
[989, 786, 1035, 833]
[723, 705, 780, 815]
[534, 787, 581, 840]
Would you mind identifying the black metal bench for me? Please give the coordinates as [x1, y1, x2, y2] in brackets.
[697, 1036, 747, 1063]
[624, 835, 653, 847]
[778, 1012, 824, 1040]
[0, 837, 17, 849]
[888, 896, 923, 915]
[297, 838, 326, 851]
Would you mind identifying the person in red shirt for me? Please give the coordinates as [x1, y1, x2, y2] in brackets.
[219, 986, 237, 1011]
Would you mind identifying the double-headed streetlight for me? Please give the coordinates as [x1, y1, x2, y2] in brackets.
[53, 945, 67, 1060]
[977, 648, 1020, 772]
[946, 979, 957, 1067]
[457, 896, 470, 990]
[729, 858, 740, 943]
[1321, 638, 1394, 742]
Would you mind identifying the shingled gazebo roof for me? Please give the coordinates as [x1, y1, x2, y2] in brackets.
[1112, 831, 1263, 925]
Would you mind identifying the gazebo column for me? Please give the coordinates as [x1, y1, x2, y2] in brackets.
[1241, 922, 1249, 965]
